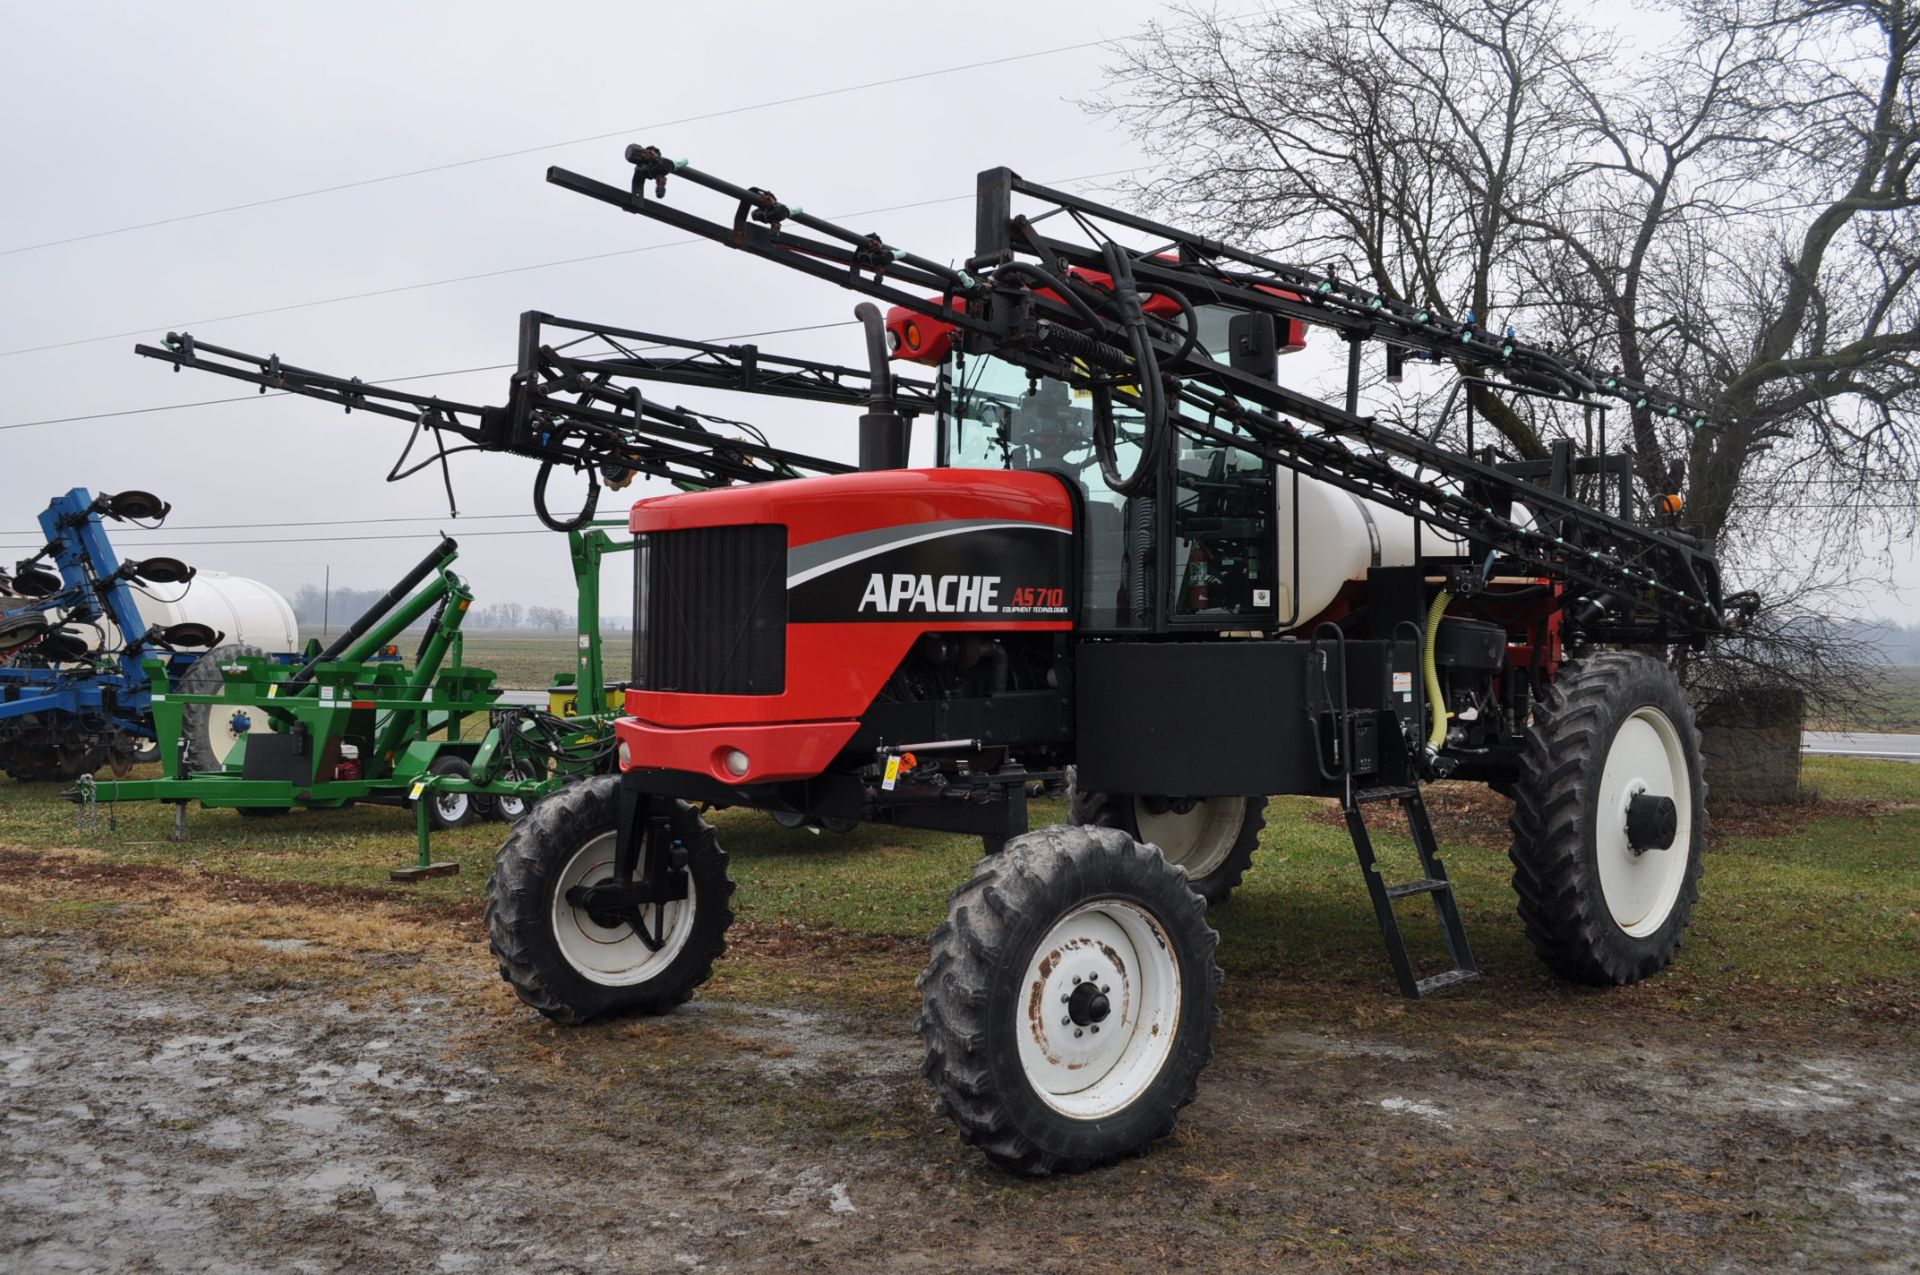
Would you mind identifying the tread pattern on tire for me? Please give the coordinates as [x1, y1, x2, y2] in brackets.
[1067, 768, 1266, 905]
[917, 823, 1222, 1176]
[485, 774, 735, 1024]
[176, 644, 264, 772]
[1507, 649, 1708, 986]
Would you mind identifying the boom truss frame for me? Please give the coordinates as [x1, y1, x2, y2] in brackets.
[547, 148, 1749, 644]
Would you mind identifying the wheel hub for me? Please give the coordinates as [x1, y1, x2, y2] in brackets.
[1065, 978, 1111, 1027]
[1625, 791, 1678, 853]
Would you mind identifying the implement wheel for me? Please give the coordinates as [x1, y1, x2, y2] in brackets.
[1508, 651, 1707, 985]
[177, 644, 265, 771]
[483, 761, 541, 825]
[487, 774, 735, 1024]
[423, 755, 478, 831]
[918, 824, 1221, 1176]
[1069, 769, 1265, 905]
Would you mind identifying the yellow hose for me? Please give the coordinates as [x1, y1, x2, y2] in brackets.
[1424, 589, 1453, 752]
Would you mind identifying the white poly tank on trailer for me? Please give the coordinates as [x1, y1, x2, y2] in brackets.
[103, 572, 300, 653]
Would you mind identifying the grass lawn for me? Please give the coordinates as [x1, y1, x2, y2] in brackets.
[2, 754, 1914, 1033]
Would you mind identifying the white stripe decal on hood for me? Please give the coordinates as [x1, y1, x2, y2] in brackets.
[785, 520, 1070, 589]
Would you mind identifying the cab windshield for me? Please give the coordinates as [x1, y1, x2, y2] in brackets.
[939, 351, 1276, 630]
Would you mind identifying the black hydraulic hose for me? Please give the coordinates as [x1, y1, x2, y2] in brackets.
[534, 453, 600, 532]
[1092, 242, 1171, 497]
[991, 262, 1105, 329]
[1147, 282, 1201, 366]
[283, 535, 457, 693]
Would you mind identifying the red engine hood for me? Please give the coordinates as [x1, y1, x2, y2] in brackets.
[624, 468, 1074, 731]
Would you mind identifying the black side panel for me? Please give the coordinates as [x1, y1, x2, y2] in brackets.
[1075, 639, 1404, 798]
[634, 525, 787, 695]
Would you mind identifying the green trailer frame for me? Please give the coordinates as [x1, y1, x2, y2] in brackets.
[79, 525, 632, 878]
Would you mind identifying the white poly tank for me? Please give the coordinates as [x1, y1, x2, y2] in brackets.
[1276, 473, 1464, 624]
[128, 572, 300, 653]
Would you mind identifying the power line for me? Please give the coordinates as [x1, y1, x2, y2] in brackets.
[0, 317, 861, 432]
[0, 36, 1147, 259]
[0, 527, 567, 551]
[0, 171, 1139, 362]
[1, 512, 543, 537]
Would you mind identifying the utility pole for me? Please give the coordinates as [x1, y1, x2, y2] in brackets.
[322, 564, 330, 641]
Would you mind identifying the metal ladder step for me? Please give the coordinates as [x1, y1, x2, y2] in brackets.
[1414, 969, 1479, 996]
[1344, 786, 1479, 999]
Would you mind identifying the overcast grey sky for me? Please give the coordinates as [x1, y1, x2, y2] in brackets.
[4, 2, 1916, 629]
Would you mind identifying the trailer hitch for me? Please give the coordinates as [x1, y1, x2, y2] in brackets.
[577, 804, 689, 950]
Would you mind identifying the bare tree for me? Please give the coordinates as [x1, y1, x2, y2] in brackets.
[1094, 0, 1918, 697]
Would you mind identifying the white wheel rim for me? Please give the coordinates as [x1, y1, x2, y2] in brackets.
[435, 789, 470, 824]
[550, 831, 698, 986]
[209, 706, 257, 767]
[1015, 899, 1182, 1120]
[1133, 797, 1245, 880]
[1595, 706, 1692, 937]
[495, 765, 533, 819]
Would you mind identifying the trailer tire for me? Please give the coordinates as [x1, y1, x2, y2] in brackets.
[487, 775, 735, 1024]
[1508, 650, 1707, 986]
[177, 644, 265, 772]
[423, 756, 477, 831]
[918, 824, 1221, 1176]
[1067, 769, 1265, 905]
[482, 762, 539, 824]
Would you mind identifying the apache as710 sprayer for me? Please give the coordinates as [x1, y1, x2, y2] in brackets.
[142, 146, 1756, 1175]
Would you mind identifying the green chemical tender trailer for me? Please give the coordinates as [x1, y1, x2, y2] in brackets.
[78, 527, 629, 880]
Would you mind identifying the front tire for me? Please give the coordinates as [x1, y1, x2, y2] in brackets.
[487, 775, 735, 1024]
[1508, 651, 1707, 985]
[918, 824, 1221, 1176]
[1068, 770, 1266, 905]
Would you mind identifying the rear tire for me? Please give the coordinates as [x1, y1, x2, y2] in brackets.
[918, 824, 1221, 1176]
[1508, 651, 1707, 985]
[1068, 769, 1265, 905]
[487, 775, 735, 1024]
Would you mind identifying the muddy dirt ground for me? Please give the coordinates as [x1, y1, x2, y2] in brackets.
[3, 925, 1916, 1274]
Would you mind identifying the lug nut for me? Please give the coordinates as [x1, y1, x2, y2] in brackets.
[1091, 1025, 1100, 1034]
[1072, 975, 1081, 984]
[1074, 1028, 1083, 1038]
[1061, 1016, 1070, 1026]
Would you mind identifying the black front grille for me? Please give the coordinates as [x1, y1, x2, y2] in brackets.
[634, 524, 786, 695]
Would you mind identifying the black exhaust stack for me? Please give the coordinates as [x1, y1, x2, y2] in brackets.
[854, 303, 911, 470]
